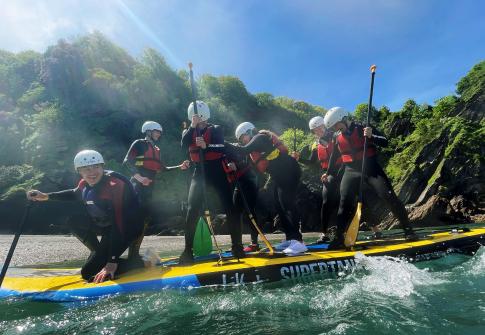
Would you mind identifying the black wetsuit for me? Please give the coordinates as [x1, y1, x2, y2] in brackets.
[123, 138, 165, 217]
[327, 123, 414, 244]
[123, 138, 166, 258]
[181, 125, 242, 256]
[227, 133, 302, 241]
[47, 171, 144, 280]
[299, 137, 341, 238]
[225, 142, 260, 245]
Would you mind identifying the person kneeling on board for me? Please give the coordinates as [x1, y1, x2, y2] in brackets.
[26, 150, 144, 283]
[323, 107, 418, 249]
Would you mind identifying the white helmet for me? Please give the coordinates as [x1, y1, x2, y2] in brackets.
[74, 150, 104, 170]
[323, 107, 348, 129]
[308, 116, 325, 130]
[235, 122, 255, 140]
[187, 100, 210, 121]
[141, 121, 162, 133]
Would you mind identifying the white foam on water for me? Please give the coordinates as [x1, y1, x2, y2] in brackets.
[351, 252, 447, 298]
[461, 245, 485, 276]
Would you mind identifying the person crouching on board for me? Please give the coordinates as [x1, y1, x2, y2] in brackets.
[322, 107, 418, 249]
[226, 122, 307, 255]
[123, 121, 189, 260]
[293, 116, 343, 244]
[26, 150, 144, 283]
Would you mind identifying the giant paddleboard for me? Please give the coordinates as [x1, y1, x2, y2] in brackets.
[1, 227, 483, 302]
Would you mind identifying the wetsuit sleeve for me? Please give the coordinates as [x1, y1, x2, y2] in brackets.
[325, 136, 341, 176]
[47, 182, 82, 201]
[181, 127, 195, 149]
[298, 144, 318, 165]
[205, 125, 225, 153]
[370, 127, 388, 147]
[231, 134, 272, 155]
[122, 140, 146, 175]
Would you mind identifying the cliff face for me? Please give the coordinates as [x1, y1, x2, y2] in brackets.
[376, 63, 485, 228]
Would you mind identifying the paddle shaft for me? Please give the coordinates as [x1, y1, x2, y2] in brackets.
[359, 66, 376, 202]
[233, 175, 275, 254]
[0, 202, 32, 287]
[188, 63, 223, 258]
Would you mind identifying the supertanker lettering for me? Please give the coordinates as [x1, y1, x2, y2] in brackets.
[279, 258, 356, 281]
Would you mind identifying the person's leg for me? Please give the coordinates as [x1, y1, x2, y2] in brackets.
[331, 167, 360, 248]
[179, 172, 204, 263]
[274, 161, 302, 242]
[235, 178, 260, 248]
[128, 182, 153, 259]
[319, 174, 340, 240]
[65, 214, 100, 252]
[81, 230, 143, 281]
[209, 167, 243, 258]
[366, 165, 415, 236]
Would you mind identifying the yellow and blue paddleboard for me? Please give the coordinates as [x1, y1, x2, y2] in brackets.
[1, 227, 484, 302]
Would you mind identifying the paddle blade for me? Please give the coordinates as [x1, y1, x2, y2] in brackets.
[193, 217, 213, 256]
[344, 202, 362, 248]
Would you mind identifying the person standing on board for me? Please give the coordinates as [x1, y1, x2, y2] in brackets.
[26, 150, 144, 283]
[322, 107, 418, 249]
[179, 101, 244, 264]
[294, 116, 343, 243]
[226, 122, 307, 255]
[123, 121, 189, 260]
[223, 122, 264, 252]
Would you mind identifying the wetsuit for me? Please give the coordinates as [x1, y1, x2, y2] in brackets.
[181, 125, 242, 258]
[300, 135, 342, 239]
[123, 138, 165, 257]
[227, 132, 302, 241]
[124, 138, 165, 205]
[47, 171, 144, 280]
[225, 142, 260, 246]
[328, 122, 414, 245]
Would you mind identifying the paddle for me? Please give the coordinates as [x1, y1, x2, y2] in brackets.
[0, 201, 32, 287]
[344, 65, 377, 248]
[188, 63, 221, 260]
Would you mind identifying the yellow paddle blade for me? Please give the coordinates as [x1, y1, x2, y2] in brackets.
[344, 202, 362, 248]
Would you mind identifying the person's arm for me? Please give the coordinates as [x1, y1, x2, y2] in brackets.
[298, 143, 318, 165]
[46, 189, 79, 201]
[205, 125, 225, 153]
[94, 178, 134, 284]
[231, 134, 271, 155]
[369, 127, 388, 147]
[122, 140, 145, 176]
[181, 127, 195, 149]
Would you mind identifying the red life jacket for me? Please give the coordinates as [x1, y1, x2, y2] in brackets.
[188, 126, 224, 162]
[250, 133, 288, 173]
[221, 157, 251, 183]
[336, 124, 376, 163]
[135, 141, 163, 172]
[317, 140, 342, 169]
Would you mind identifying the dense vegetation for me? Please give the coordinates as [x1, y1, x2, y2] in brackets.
[0, 32, 483, 232]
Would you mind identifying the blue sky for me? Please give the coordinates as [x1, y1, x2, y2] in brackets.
[0, 0, 484, 111]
